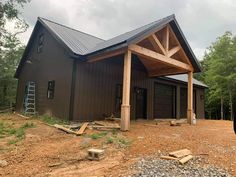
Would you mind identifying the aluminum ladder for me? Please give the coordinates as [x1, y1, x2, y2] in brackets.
[24, 81, 36, 115]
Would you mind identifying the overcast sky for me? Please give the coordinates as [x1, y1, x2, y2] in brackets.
[15, 0, 236, 60]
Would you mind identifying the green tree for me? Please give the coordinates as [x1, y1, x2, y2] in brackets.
[201, 32, 236, 120]
[0, 0, 29, 108]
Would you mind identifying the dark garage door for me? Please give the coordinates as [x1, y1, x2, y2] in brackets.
[154, 83, 175, 118]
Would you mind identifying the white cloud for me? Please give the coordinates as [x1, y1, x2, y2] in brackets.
[10, 0, 236, 60]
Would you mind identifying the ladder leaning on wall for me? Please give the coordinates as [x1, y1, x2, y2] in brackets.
[24, 81, 36, 115]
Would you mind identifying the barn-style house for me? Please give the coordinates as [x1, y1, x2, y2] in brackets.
[15, 14, 207, 130]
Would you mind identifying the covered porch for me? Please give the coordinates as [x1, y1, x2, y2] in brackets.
[88, 24, 196, 131]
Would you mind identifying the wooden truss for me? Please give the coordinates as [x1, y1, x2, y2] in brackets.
[129, 25, 193, 77]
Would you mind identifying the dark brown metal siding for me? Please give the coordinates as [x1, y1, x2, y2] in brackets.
[73, 55, 206, 121]
[16, 25, 73, 119]
[180, 87, 197, 118]
[73, 56, 154, 121]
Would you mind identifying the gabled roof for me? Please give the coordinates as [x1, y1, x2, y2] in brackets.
[16, 14, 203, 80]
[38, 18, 104, 55]
[37, 15, 201, 72]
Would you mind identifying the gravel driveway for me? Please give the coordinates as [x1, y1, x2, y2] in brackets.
[130, 156, 231, 177]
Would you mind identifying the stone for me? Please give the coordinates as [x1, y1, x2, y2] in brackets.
[0, 160, 8, 167]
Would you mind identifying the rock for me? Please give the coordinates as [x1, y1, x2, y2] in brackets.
[0, 160, 8, 167]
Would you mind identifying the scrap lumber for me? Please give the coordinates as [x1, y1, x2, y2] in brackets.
[143, 123, 158, 127]
[94, 121, 107, 126]
[16, 113, 30, 119]
[54, 124, 77, 134]
[169, 149, 192, 158]
[92, 125, 120, 129]
[170, 121, 181, 126]
[63, 124, 81, 129]
[104, 117, 121, 121]
[179, 155, 193, 164]
[76, 122, 89, 135]
[160, 156, 178, 160]
[94, 121, 120, 127]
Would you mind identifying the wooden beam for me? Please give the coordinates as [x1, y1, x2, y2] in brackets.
[187, 71, 193, 124]
[167, 46, 180, 57]
[149, 68, 186, 77]
[165, 26, 169, 51]
[129, 44, 192, 71]
[121, 50, 132, 131]
[148, 34, 166, 55]
[87, 48, 126, 62]
[167, 25, 191, 65]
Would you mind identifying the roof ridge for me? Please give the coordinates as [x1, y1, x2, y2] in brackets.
[104, 14, 175, 41]
[38, 17, 105, 41]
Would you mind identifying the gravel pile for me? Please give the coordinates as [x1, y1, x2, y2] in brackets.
[130, 157, 231, 177]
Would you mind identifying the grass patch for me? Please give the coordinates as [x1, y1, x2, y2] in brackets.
[105, 136, 114, 144]
[38, 114, 69, 125]
[116, 137, 131, 148]
[0, 121, 36, 144]
[90, 132, 108, 140]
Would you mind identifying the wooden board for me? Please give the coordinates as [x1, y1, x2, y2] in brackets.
[179, 155, 193, 164]
[76, 122, 89, 135]
[169, 149, 191, 158]
[54, 124, 77, 134]
[160, 156, 178, 160]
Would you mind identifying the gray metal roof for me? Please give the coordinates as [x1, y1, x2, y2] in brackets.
[39, 17, 104, 55]
[87, 15, 174, 54]
[38, 15, 201, 72]
[164, 74, 207, 88]
[38, 15, 175, 56]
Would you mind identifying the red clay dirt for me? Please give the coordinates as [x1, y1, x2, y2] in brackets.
[0, 114, 236, 177]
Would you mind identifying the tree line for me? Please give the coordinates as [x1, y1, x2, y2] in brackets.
[0, 0, 29, 109]
[195, 32, 236, 120]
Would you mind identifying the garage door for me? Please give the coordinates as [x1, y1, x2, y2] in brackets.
[154, 83, 175, 118]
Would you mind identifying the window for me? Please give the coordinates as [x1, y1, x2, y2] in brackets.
[37, 34, 44, 53]
[47, 81, 55, 99]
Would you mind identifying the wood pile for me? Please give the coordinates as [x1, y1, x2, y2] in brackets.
[53, 120, 120, 134]
[91, 121, 120, 130]
[53, 122, 88, 136]
[161, 149, 194, 164]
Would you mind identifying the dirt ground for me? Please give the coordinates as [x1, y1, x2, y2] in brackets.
[0, 114, 236, 177]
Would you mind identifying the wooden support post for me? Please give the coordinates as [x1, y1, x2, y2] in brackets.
[187, 71, 193, 124]
[121, 50, 132, 131]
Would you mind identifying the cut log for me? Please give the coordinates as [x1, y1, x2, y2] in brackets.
[54, 124, 77, 134]
[76, 122, 89, 135]
[179, 155, 193, 164]
[160, 156, 178, 160]
[169, 149, 192, 158]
